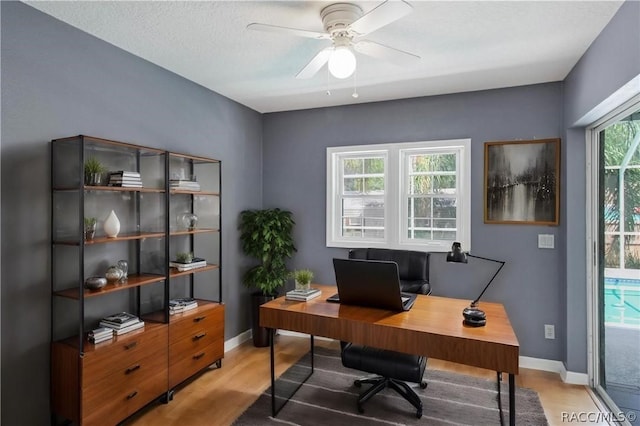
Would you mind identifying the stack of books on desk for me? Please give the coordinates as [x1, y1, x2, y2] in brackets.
[169, 297, 198, 315]
[170, 179, 201, 191]
[88, 327, 114, 344]
[285, 288, 321, 301]
[108, 171, 142, 188]
[99, 312, 144, 336]
[169, 257, 207, 272]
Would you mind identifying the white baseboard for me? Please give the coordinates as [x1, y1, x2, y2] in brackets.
[226, 331, 590, 385]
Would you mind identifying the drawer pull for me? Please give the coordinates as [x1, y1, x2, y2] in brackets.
[125, 365, 141, 375]
[193, 352, 205, 360]
[193, 332, 207, 341]
[124, 341, 138, 350]
[194, 316, 206, 322]
[127, 391, 138, 400]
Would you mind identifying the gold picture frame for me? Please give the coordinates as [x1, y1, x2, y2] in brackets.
[484, 138, 560, 225]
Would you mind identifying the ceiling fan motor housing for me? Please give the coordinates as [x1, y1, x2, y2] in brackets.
[321, 3, 363, 40]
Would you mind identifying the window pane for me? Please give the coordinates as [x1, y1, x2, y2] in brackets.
[343, 159, 362, 175]
[434, 219, 456, 229]
[364, 177, 384, 194]
[410, 197, 431, 217]
[410, 176, 432, 195]
[434, 197, 456, 218]
[343, 178, 363, 194]
[410, 153, 456, 172]
[433, 175, 456, 193]
[364, 158, 384, 173]
[341, 197, 384, 240]
[433, 230, 456, 240]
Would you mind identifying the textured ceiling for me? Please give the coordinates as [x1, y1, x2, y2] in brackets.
[25, 1, 623, 113]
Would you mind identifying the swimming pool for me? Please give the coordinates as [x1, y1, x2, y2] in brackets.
[604, 277, 640, 328]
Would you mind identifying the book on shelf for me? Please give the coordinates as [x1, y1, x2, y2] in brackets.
[170, 180, 201, 191]
[89, 334, 113, 344]
[109, 171, 141, 178]
[102, 312, 138, 324]
[100, 318, 141, 329]
[169, 259, 207, 271]
[287, 288, 320, 296]
[170, 304, 198, 314]
[113, 320, 145, 335]
[285, 288, 321, 301]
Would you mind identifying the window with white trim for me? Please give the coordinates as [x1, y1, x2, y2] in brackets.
[327, 139, 471, 252]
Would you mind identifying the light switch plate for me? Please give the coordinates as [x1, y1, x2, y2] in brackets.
[538, 234, 554, 249]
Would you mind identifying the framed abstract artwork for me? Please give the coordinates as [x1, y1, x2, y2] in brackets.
[484, 138, 560, 225]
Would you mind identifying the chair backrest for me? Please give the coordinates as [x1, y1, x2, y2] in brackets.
[348, 248, 430, 282]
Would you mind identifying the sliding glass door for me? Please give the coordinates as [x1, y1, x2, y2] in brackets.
[590, 103, 640, 425]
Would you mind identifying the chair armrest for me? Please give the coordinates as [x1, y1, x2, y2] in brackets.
[400, 280, 431, 295]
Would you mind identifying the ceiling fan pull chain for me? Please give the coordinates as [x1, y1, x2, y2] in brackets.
[326, 64, 331, 96]
[352, 68, 359, 99]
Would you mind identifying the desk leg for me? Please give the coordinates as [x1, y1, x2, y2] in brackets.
[269, 331, 315, 418]
[509, 373, 515, 426]
[269, 328, 276, 417]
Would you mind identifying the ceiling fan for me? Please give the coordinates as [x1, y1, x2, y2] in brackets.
[247, 0, 420, 80]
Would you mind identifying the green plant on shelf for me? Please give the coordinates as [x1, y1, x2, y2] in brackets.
[84, 157, 107, 185]
[176, 252, 194, 263]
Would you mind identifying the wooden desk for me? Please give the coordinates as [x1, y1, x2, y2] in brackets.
[261, 286, 520, 424]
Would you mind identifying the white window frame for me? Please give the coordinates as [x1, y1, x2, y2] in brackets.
[327, 139, 471, 252]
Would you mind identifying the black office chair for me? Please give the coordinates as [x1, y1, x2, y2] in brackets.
[340, 248, 430, 418]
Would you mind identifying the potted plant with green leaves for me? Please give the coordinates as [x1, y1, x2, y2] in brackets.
[291, 269, 314, 292]
[239, 208, 296, 347]
[84, 157, 107, 186]
[84, 217, 97, 240]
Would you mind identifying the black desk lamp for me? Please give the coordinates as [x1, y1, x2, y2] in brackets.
[446, 242, 505, 327]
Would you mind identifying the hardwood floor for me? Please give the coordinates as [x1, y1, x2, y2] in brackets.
[127, 335, 606, 426]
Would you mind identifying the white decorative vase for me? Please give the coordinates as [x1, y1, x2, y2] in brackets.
[104, 210, 120, 238]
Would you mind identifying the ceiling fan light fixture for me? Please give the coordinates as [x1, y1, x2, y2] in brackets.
[328, 46, 356, 79]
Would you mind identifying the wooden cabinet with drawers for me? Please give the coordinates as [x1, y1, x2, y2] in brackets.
[50, 136, 224, 425]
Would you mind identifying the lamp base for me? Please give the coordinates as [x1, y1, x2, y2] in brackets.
[462, 306, 487, 327]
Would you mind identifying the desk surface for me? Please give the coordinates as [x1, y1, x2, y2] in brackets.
[260, 285, 519, 374]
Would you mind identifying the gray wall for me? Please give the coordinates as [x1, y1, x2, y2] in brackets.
[262, 84, 565, 361]
[1, 2, 262, 424]
[562, 0, 640, 373]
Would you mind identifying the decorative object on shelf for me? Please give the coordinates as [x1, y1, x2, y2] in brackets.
[105, 265, 124, 283]
[103, 209, 120, 238]
[84, 157, 107, 186]
[84, 276, 107, 290]
[180, 212, 199, 231]
[239, 208, 296, 347]
[446, 242, 506, 327]
[291, 269, 314, 292]
[84, 217, 97, 241]
[484, 138, 560, 225]
[176, 252, 194, 264]
[117, 260, 128, 282]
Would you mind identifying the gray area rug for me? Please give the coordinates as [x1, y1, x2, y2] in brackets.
[234, 347, 548, 425]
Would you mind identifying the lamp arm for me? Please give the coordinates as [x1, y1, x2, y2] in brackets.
[466, 254, 505, 306]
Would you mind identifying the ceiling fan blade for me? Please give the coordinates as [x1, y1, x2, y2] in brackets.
[246, 23, 329, 40]
[296, 47, 333, 79]
[353, 40, 420, 66]
[349, 0, 413, 36]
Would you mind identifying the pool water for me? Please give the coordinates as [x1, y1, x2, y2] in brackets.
[604, 277, 640, 327]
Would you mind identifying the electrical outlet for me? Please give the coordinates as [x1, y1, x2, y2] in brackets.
[544, 324, 555, 339]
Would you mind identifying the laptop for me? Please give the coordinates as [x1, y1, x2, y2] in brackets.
[329, 258, 417, 312]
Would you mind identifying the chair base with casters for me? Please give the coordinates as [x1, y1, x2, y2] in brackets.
[341, 342, 427, 419]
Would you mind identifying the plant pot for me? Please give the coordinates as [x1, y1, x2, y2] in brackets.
[251, 292, 275, 347]
[295, 280, 310, 292]
[85, 224, 96, 241]
[85, 172, 103, 186]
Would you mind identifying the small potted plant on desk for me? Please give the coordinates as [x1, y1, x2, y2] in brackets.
[239, 208, 296, 347]
[291, 269, 314, 292]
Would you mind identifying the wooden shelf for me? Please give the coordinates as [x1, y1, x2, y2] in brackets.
[52, 185, 165, 193]
[170, 189, 219, 196]
[54, 273, 166, 299]
[54, 231, 166, 246]
[170, 228, 219, 237]
[142, 300, 222, 324]
[169, 264, 219, 278]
